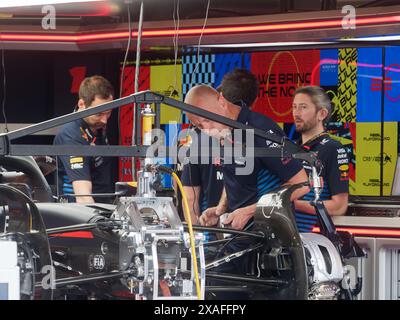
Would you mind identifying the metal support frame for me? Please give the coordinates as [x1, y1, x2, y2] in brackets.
[0, 90, 321, 168]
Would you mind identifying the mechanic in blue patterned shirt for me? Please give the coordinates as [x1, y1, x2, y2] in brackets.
[292, 86, 349, 232]
[53, 75, 114, 203]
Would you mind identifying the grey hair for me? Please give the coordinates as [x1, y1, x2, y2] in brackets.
[294, 86, 332, 126]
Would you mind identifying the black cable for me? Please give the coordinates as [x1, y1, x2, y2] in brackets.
[46, 223, 98, 235]
[184, 223, 264, 239]
[215, 220, 255, 258]
[1, 49, 8, 132]
[203, 236, 249, 246]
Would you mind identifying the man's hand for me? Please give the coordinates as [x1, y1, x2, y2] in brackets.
[199, 206, 219, 227]
[223, 204, 256, 230]
[199, 205, 226, 227]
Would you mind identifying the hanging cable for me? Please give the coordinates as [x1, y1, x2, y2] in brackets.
[172, 0, 180, 93]
[134, 1, 144, 95]
[1, 49, 8, 133]
[132, 0, 145, 178]
[119, 2, 133, 99]
[190, 0, 211, 85]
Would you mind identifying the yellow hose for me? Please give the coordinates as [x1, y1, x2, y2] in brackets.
[172, 172, 201, 300]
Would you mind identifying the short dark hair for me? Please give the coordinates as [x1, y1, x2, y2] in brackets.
[79, 75, 114, 107]
[294, 86, 332, 126]
[219, 68, 259, 108]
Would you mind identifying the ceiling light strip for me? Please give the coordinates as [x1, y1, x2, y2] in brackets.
[1, 14, 400, 43]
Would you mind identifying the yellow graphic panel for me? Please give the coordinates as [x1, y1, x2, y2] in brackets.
[150, 65, 182, 124]
[355, 122, 397, 195]
[332, 48, 357, 122]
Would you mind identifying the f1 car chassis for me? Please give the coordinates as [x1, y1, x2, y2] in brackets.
[0, 91, 364, 300]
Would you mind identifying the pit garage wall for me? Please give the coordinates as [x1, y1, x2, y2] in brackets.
[119, 47, 400, 196]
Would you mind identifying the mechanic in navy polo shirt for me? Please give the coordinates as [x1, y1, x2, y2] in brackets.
[53, 75, 114, 204]
[292, 86, 349, 232]
[184, 85, 309, 231]
[181, 69, 259, 225]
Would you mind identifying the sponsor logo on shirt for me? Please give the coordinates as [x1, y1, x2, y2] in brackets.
[71, 163, 84, 170]
[339, 162, 349, 181]
[70, 156, 84, 170]
[94, 156, 104, 168]
[337, 147, 348, 166]
[340, 171, 349, 181]
[320, 138, 329, 145]
[70, 157, 83, 164]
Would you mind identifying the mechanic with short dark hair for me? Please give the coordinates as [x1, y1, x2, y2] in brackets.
[181, 69, 259, 225]
[53, 75, 115, 203]
[292, 86, 349, 232]
[218, 67, 259, 110]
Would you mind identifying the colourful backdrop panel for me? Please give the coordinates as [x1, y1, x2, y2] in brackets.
[150, 64, 182, 124]
[214, 53, 251, 88]
[331, 48, 357, 123]
[182, 54, 215, 123]
[354, 122, 397, 195]
[383, 47, 400, 121]
[356, 47, 382, 122]
[251, 50, 320, 122]
[320, 49, 339, 86]
[119, 65, 150, 181]
[182, 54, 215, 95]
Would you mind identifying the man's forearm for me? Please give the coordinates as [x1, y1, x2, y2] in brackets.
[183, 186, 201, 224]
[216, 188, 228, 213]
[72, 180, 94, 203]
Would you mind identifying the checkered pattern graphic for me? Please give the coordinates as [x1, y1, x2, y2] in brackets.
[182, 54, 215, 123]
[182, 54, 215, 95]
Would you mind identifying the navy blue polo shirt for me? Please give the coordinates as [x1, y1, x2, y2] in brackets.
[181, 162, 224, 212]
[295, 133, 349, 232]
[53, 119, 113, 203]
[181, 128, 224, 212]
[223, 107, 304, 212]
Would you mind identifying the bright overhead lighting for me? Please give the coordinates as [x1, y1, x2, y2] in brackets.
[0, 0, 102, 8]
[198, 42, 336, 48]
[341, 35, 400, 41]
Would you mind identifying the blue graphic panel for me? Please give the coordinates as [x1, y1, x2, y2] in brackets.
[357, 47, 383, 122]
[320, 49, 338, 86]
[384, 46, 400, 121]
[214, 53, 251, 88]
[161, 123, 182, 188]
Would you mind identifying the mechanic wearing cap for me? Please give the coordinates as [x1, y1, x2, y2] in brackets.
[53, 75, 114, 204]
[184, 85, 309, 231]
[292, 86, 349, 232]
[181, 69, 259, 225]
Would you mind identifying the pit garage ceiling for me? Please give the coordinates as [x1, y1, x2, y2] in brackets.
[0, 0, 400, 51]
